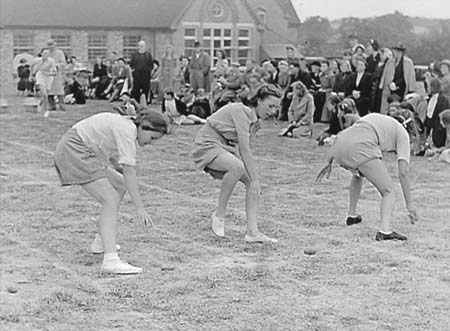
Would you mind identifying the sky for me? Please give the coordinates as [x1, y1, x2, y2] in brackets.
[292, 0, 450, 21]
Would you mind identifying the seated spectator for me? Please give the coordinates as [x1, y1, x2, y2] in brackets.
[104, 58, 132, 102]
[162, 88, 205, 125]
[189, 88, 211, 120]
[89, 57, 108, 99]
[338, 98, 360, 130]
[317, 94, 344, 145]
[279, 81, 314, 138]
[64, 76, 87, 104]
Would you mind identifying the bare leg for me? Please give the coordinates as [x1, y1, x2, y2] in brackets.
[348, 174, 363, 216]
[358, 159, 395, 233]
[238, 171, 259, 236]
[207, 153, 245, 219]
[81, 176, 125, 253]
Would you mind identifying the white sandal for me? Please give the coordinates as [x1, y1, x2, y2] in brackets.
[211, 211, 225, 237]
[245, 232, 278, 244]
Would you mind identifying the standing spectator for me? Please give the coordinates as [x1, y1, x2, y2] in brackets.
[439, 59, 450, 103]
[371, 48, 392, 113]
[130, 40, 153, 105]
[17, 58, 31, 96]
[47, 39, 67, 111]
[379, 42, 416, 113]
[189, 41, 210, 95]
[424, 78, 450, 149]
[365, 39, 381, 74]
[316, 61, 333, 122]
[285, 45, 300, 66]
[277, 60, 290, 92]
[345, 57, 373, 116]
[33, 49, 57, 117]
[158, 45, 178, 102]
[149, 60, 160, 104]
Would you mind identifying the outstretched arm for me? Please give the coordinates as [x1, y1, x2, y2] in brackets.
[398, 159, 418, 224]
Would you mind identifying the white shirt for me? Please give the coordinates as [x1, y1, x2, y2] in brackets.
[164, 99, 178, 117]
[356, 72, 364, 87]
[74, 113, 137, 166]
[427, 93, 439, 119]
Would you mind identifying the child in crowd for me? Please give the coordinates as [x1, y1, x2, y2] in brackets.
[54, 103, 171, 274]
[191, 84, 281, 243]
[17, 58, 31, 96]
[161, 88, 206, 125]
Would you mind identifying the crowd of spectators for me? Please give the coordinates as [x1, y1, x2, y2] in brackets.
[15, 35, 450, 159]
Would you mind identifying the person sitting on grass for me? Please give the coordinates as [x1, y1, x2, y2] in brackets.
[161, 87, 206, 125]
[316, 112, 419, 241]
[426, 109, 450, 160]
[191, 84, 281, 243]
[278, 81, 315, 138]
[54, 103, 171, 274]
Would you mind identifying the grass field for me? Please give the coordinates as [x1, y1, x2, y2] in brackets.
[1, 98, 450, 331]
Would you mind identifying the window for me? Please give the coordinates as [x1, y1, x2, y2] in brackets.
[13, 34, 34, 57]
[202, 26, 232, 67]
[123, 35, 141, 60]
[237, 28, 251, 66]
[51, 34, 72, 58]
[87, 34, 107, 62]
[183, 27, 198, 58]
[256, 8, 267, 25]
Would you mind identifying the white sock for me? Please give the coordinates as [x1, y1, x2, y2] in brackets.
[348, 214, 358, 218]
[103, 252, 120, 262]
[379, 230, 392, 235]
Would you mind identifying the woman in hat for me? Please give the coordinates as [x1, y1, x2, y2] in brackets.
[54, 101, 171, 274]
[379, 42, 416, 114]
[316, 112, 419, 241]
[191, 84, 281, 243]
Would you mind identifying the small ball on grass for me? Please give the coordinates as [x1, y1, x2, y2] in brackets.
[304, 248, 317, 256]
[6, 286, 18, 294]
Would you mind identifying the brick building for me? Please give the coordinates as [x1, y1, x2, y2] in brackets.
[0, 0, 300, 95]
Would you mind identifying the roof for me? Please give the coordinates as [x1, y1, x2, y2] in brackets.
[0, 0, 188, 29]
[276, 0, 301, 25]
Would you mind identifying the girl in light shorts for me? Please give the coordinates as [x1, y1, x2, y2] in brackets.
[54, 102, 171, 274]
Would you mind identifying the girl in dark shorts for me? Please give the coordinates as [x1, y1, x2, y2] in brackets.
[54, 102, 170, 274]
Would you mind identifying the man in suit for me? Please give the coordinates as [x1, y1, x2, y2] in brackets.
[130, 40, 153, 105]
[189, 41, 210, 95]
[345, 57, 373, 116]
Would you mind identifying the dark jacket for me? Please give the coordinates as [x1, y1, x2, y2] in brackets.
[346, 72, 373, 115]
[161, 97, 189, 116]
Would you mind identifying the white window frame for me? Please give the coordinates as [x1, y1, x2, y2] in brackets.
[183, 25, 199, 59]
[237, 26, 252, 66]
[202, 23, 233, 68]
[13, 33, 34, 57]
[87, 34, 107, 62]
[123, 35, 142, 61]
[50, 34, 72, 58]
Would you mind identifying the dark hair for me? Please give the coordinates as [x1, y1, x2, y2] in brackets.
[135, 109, 171, 134]
[387, 94, 401, 104]
[246, 84, 282, 107]
[163, 88, 174, 97]
[399, 102, 415, 113]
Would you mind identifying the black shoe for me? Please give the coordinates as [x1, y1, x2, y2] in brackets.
[375, 231, 407, 241]
[414, 150, 425, 156]
[346, 215, 362, 226]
